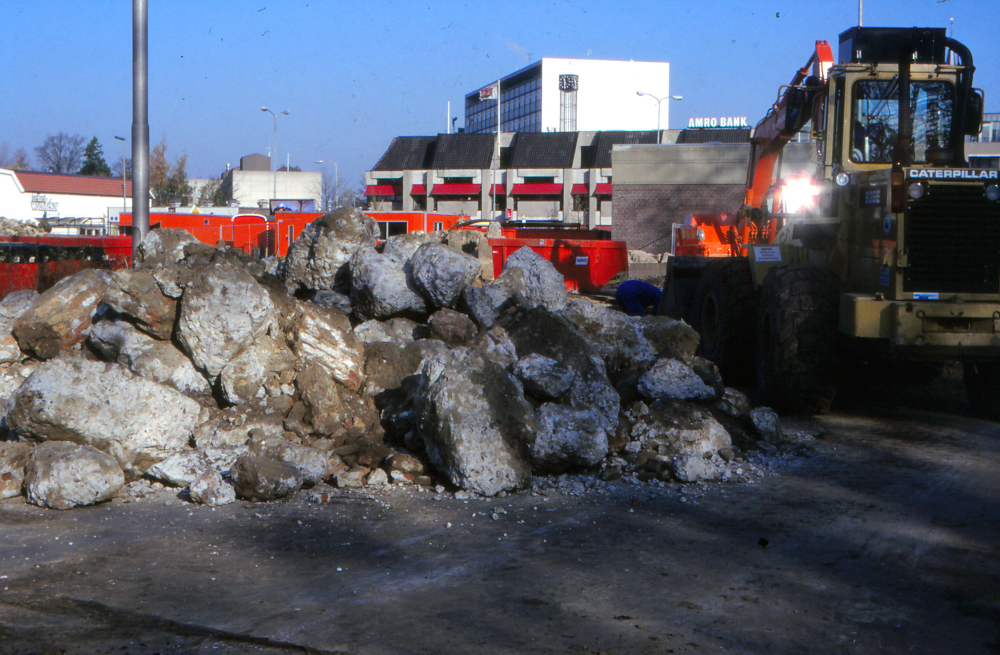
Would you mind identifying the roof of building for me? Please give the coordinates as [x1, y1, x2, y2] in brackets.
[589, 131, 659, 168]
[431, 133, 496, 170]
[508, 132, 578, 169]
[675, 128, 752, 145]
[371, 137, 437, 171]
[13, 171, 134, 197]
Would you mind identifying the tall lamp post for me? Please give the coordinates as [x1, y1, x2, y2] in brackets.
[315, 160, 338, 210]
[261, 107, 289, 207]
[114, 136, 126, 235]
[636, 92, 683, 144]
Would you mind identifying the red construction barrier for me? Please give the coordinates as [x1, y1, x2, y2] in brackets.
[0, 235, 132, 300]
[489, 237, 628, 293]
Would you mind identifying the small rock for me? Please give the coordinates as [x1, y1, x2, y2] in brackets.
[188, 468, 236, 506]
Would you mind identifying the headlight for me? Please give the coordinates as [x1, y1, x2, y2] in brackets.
[835, 172, 850, 187]
[696, 228, 706, 243]
[908, 182, 926, 200]
[986, 184, 1000, 202]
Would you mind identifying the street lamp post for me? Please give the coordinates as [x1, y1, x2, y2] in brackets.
[636, 92, 683, 144]
[315, 160, 338, 211]
[261, 107, 289, 206]
[114, 136, 126, 232]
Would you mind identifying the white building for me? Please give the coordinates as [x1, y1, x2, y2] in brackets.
[0, 169, 141, 234]
[219, 154, 321, 211]
[465, 58, 673, 135]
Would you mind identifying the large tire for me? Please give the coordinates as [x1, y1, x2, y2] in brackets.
[756, 264, 840, 415]
[694, 258, 757, 384]
[964, 361, 1000, 421]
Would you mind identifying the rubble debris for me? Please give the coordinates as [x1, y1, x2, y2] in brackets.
[0, 210, 798, 513]
[24, 441, 124, 510]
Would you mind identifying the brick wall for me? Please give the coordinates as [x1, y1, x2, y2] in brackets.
[612, 184, 745, 255]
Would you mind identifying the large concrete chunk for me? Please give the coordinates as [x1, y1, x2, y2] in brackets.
[531, 403, 609, 473]
[349, 247, 428, 322]
[0, 291, 38, 365]
[88, 319, 210, 396]
[417, 349, 533, 496]
[230, 455, 304, 501]
[497, 246, 568, 311]
[637, 358, 718, 401]
[629, 399, 732, 458]
[503, 308, 620, 432]
[13, 269, 111, 360]
[283, 207, 379, 293]
[8, 358, 201, 475]
[290, 305, 365, 392]
[103, 269, 178, 340]
[176, 261, 275, 378]
[0, 441, 32, 499]
[24, 441, 124, 510]
[409, 242, 482, 308]
[133, 228, 205, 269]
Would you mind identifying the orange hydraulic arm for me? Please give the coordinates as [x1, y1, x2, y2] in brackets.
[735, 40, 834, 249]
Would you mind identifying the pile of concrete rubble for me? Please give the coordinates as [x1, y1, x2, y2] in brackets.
[0, 208, 785, 511]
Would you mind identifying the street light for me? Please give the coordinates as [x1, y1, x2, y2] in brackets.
[636, 92, 683, 144]
[315, 160, 339, 211]
[261, 106, 289, 205]
[114, 135, 126, 215]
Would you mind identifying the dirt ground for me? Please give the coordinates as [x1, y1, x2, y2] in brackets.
[1, 374, 998, 655]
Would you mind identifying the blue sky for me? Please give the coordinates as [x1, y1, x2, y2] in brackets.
[2, 1, 996, 188]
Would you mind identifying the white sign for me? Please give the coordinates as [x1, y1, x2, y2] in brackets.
[687, 117, 749, 128]
[30, 194, 58, 213]
[754, 246, 782, 262]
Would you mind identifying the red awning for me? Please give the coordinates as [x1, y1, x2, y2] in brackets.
[594, 183, 613, 195]
[430, 183, 481, 196]
[365, 184, 398, 196]
[410, 184, 427, 195]
[571, 184, 588, 195]
[511, 183, 563, 195]
[489, 184, 505, 195]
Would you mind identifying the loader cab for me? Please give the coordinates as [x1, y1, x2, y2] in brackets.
[826, 27, 983, 175]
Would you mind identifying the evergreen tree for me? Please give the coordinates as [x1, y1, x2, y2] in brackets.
[79, 137, 111, 176]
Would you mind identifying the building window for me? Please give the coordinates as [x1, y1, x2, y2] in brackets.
[433, 221, 444, 231]
[559, 74, 578, 132]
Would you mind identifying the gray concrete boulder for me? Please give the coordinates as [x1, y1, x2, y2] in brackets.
[349, 247, 428, 322]
[102, 269, 178, 340]
[637, 358, 719, 401]
[497, 246, 568, 311]
[13, 269, 111, 360]
[89, 319, 211, 396]
[146, 446, 246, 487]
[503, 308, 620, 433]
[354, 317, 426, 345]
[445, 229, 494, 281]
[218, 333, 295, 406]
[0, 361, 38, 425]
[283, 207, 379, 293]
[176, 261, 275, 378]
[409, 242, 482, 308]
[133, 228, 205, 269]
[0, 290, 37, 365]
[427, 308, 478, 347]
[513, 353, 575, 400]
[229, 455, 304, 501]
[463, 281, 520, 330]
[296, 360, 346, 435]
[289, 305, 365, 393]
[248, 434, 330, 484]
[383, 232, 441, 262]
[7, 358, 201, 476]
[714, 387, 753, 418]
[188, 468, 236, 506]
[471, 326, 518, 370]
[416, 349, 533, 496]
[628, 399, 732, 459]
[0, 441, 32, 499]
[669, 454, 723, 483]
[24, 441, 124, 510]
[530, 403, 609, 472]
[749, 407, 782, 443]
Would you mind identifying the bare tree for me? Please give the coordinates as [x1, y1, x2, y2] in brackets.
[319, 168, 341, 211]
[0, 143, 30, 170]
[35, 132, 86, 173]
